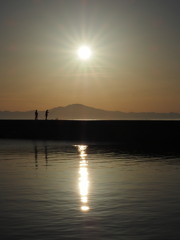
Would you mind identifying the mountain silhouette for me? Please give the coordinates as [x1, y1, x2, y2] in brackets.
[0, 104, 180, 120]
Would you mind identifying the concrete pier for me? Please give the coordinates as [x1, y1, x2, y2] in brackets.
[0, 120, 179, 151]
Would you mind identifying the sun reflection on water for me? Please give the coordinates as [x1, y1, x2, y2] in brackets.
[74, 145, 90, 212]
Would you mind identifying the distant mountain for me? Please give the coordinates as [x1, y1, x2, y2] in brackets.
[0, 104, 180, 120]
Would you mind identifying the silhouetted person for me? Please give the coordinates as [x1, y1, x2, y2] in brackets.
[35, 110, 38, 120]
[45, 110, 49, 120]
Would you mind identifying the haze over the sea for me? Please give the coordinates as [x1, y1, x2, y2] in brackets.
[0, 104, 180, 120]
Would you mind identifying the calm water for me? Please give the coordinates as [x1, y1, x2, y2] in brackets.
[0, 139, 180, 240]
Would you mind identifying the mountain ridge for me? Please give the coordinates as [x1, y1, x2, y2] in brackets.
[0, 104, 180, 120]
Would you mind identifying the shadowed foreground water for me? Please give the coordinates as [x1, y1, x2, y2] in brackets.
[0, 139, 180, 240]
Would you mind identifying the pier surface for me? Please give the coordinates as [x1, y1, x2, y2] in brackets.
[0, 120, 179, 152]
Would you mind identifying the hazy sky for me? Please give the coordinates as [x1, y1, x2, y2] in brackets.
[1, 0, 180, 112]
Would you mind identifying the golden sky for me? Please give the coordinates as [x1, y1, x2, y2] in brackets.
[0, 0, 180, 112]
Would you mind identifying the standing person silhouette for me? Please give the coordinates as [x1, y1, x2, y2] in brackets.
[45, 110, 49, 120]
[35, 110, 38, 120]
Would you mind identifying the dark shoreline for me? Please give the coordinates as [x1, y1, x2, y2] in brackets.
[0, 120, 180, 152]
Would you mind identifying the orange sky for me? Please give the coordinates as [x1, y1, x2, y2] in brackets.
[1, 0, 180, 112]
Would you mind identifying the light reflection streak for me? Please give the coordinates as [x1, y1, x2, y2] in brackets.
[74, 145, 90, 212]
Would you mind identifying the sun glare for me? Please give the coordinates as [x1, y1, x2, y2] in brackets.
[77, 45, 92, 60]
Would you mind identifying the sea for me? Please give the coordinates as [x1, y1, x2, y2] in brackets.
[0, 139, 180, 240]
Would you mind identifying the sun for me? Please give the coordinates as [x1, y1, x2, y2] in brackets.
[77, 45, 92, 60]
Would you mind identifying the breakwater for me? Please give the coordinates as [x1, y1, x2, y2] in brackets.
[0, 120, 180, 151]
